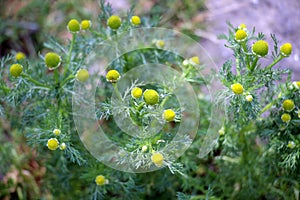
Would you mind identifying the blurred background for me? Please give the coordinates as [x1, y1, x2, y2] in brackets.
[1, 0, 299, 76]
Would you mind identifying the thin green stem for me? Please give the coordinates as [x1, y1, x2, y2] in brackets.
[90, 29, 106, 39]
[259, 92, 282, 116]
[61, 75, 75, 87]
[250, 56, 259, 71]
[266, 55, 283, 70]
[64, 33, 76, 77]
[181, 65, 193, 79]
[21, 73, 49, 88]
[242, 42, 250, 69]
[236, 58, 240, 76]
[112, 83, 122, 100]
[54, 69, 62, 127]
[160, 95, 170, 108]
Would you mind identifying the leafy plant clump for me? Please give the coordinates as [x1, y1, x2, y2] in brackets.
[0, 1, 299, 200]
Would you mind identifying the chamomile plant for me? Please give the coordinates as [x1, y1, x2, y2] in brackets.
[0, 1, 209, 199]
[215, 22, 300, 199]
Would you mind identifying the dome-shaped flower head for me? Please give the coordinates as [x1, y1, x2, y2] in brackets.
[155, 40, 165, 48]
[106, 70, 120, 83]
[238, 23, 247, 30]
[45, 52, 61, 69]
[151, 152, 164, 167]
[10, 64, 23, 77]
[141, 145, 148, 152]
[131, 87, 143, 99]
[163, 109, 176, 122]
[53, 129, 61, 136]
[282, 99, 295, 112]
[60, 142, 67, 150]
[235, 29, 247, 42]
[280, 43, 292, 57]
[281, 113, 291, 123]
[107, 15, 122, 30]
[287, 141, 296, 149]
[293, 81, 300, 89]
[81, 20, 92, 30]
[47, 138, 59, 151]
[76, 69, 89, 82]
[95, 175, 108, 186]
[15, 52, 26, 61]
[231, 83, 244, 94]
[67, 19, 81, 33]
[131, 16, 141, 26]
[246, 94, 253, 102]
[143, 89, 159, 105]
[189, 56, 200, 66]
[252, 40, 269, 57]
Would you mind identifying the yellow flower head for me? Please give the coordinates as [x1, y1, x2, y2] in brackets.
[282, 99, 295, 112]
[246, 94, 253, 102]
[131, 16, 141, 26]
[53, 129, 61, 136]
[281, 113, 291, 123]
[189, 56, 200, 66]
[154, 40, 165, 48]
[67, 19, 81, 33]
[238, 23, 247, 30]
[163, 109, 176, 122]
[218, 127, 225, 136]
[280, 43, 292, 57]
[235, 29, 247, 42]
[293, 81, 300, 89]
[287, 141, 296, 149]
[131, 87, 143, 99]
[141, 145, 148, 152]
[252, 40, 269, 57]
[106, 70, 120, 83]
[15, 52, 26, 61]
[76, 69, 89, 82]
[47, 138, 59, 151]
[107, 15, 122, 30]
[95, 175, 108, 186]
[81, 20, 92, 30]
[60, 142, 67, 150]
[231, 83, 244, 94]
[10, 64, 23, 77]
[143, 89, 159, 105]
[151, 152, 164, 167]
[45, 52, 61, 69]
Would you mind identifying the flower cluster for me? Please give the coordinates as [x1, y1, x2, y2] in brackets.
[46, 129, 67, 151]
[67, 19, 92, 33]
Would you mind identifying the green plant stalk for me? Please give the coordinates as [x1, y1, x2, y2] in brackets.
[266, 55, 283, 70]
[242, 42, 250, 69]
[90, 29, 106, 39]
[250, 56, 259, 71]
[112, 83, 122, 100]
[236, 58, 240, 76]
[64, 33, 76, 77]
[259, 92, 282, 115]
[54, 68, 62, 127]
[21, 73, 49, 88]
[160, 95, 170, 108]
[61, 75, 75, 87]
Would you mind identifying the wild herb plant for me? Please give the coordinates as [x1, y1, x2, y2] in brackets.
[1, 1, 299, 200]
